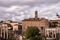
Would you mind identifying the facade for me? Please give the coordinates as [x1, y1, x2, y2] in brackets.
[0, 11, 60, 40]
[45, 28, 60, 40]
[1, 20, 19, 31]
[0, 23, 14, 40]
[45, 28, 56, 40]
[0, 23, 8, 39]
[22, 11, 49, 35]
[0, 21, 22, 40]
[49, 20, 60, 28]
[22, 11, 60, 40]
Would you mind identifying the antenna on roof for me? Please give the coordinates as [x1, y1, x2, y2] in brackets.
[56, 13, 60, 18]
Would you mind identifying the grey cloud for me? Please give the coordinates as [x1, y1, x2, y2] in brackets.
[0, 0, 60, 7]
[0, 0, 60, 21]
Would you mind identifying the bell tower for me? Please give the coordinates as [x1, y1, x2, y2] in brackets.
[35, 10, 38, 18]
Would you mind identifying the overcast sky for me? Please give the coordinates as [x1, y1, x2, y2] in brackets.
[0, 0, 60, 21]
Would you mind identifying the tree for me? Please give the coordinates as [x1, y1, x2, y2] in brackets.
[25, 26, 42, 40]
[8, 37, 16, 40]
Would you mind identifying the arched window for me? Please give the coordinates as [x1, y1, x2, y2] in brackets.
[18, 25, 22, 30]
[41, 27, 43, 30]
[7, 24, 13, 30]
[17, 25, 22, 34]
[53, 34, 55, 38]
[49, 32, 52, 38]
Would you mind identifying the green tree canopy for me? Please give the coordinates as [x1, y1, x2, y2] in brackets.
[25, 26, 42, 40]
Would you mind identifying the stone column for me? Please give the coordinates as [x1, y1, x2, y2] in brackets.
[1, 29, 2, 37]
[4, 30, 5, 39]
[7, 30, 8, 39]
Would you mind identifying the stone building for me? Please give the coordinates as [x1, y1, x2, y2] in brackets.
[22, 11, 49, 35]
[0, 23, 14, 40]
[49, 20, 60, 28]
[22, 10, 60, 40]
[45, 28, 56, 40]
[0, 23, 8, 40]
[0, 21, 22, 40]
[1, 20, 19, 31]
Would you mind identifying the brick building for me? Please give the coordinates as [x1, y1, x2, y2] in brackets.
[22, 11, 49, 35]
[22, 11, 60, 40]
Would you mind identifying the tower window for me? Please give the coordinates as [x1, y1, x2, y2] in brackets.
[41, 27, 43, 30]
[53, 34, 55, 38]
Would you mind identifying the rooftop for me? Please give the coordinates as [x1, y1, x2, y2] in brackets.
[22, 11, 48, 21]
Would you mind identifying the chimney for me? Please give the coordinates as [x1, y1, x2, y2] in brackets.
[35, 10, 38, 18]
